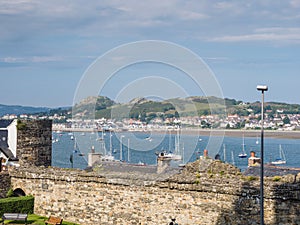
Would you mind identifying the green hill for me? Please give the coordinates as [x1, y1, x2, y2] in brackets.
[28, 96, 300, 122]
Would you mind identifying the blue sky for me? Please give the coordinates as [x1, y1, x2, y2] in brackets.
[0, 0, 300, 107]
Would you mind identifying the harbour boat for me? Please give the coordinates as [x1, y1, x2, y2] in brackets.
[156, 129, 182, 161]
[100, 154, 115, 161]
[271, 144, 286, 165]
[145, 137, 152, 142]
[238, 135, 247, 158]
[156, 151, 181, 160]
[100, 131, 116, 161]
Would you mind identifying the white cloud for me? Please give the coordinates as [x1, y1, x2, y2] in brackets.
[1, 56, 64, 63]
[210, 27, 300, 43]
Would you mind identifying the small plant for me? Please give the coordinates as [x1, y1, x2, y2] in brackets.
[195, 179, 200, 184]
[219, 171, 225, 176]
[273, 176, 281, 182]
[245, 176, 258, 181]
[6, 188, 15, 198]
[196, 172, 200, 178]
[17, 119, 27, 130]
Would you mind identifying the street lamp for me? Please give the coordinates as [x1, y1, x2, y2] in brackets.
[257, 84, 268, 225]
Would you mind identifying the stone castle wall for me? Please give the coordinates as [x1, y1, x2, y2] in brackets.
[16, 120, 52, 167]
[7, 160, 300, 225]
[0, 172, 10, 198]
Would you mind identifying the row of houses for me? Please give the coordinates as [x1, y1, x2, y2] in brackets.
[2, 112, 300, 131]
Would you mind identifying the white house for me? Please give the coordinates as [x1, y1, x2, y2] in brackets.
[0, 119, 18, 167]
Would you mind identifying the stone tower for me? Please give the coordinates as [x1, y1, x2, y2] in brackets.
[16, 119, 52, 167]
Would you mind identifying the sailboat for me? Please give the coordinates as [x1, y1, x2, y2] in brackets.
[238, 135, 247, 158]
[271, 144, 286, 165]
[156, 129, 182, 161]
[99, 131, 115, 161]
[172, 129, 182, 160]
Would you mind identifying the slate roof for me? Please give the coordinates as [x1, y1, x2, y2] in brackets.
[0, 130, 9, 148]
[0, 119, 13, 128]
[0, 128, 17, 160]
[0, 147, 16, 160]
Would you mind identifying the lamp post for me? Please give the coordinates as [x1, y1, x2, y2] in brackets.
[257, 84, 268, 225]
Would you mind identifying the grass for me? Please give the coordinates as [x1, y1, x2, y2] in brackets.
[1, 214, 79, 225]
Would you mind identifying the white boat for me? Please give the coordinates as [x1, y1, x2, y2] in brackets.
[238, 135, 247, 158]
[156, 129, 182, 161]
[100, 154, 115, 161]
[156, 151, 181, 160]
[271, 144, 286, 165]
[145, 137, 152, 142]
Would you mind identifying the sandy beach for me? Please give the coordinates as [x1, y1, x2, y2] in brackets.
[53, 127, 300, 139]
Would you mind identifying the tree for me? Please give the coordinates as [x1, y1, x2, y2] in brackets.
[283, 116, 290, 124]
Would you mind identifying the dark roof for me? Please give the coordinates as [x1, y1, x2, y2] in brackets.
[0, 119, 13, 128]
[0, 147, 17, 160]
[0, 128, 17, 160]
[0, 130, 9, 148]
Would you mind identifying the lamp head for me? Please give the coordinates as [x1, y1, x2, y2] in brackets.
[257, 85, 268, 92]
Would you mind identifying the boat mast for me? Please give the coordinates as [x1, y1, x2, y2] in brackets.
[223, 144, 226, 162]
[110, 131, 112, 156]
[231, 150, 235, 165]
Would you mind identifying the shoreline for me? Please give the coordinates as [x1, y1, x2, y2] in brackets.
[52, 127, 300, 139]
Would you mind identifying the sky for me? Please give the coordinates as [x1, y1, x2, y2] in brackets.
[0, 0, 300, 107]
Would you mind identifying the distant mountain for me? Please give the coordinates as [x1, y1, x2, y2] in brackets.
[0, 104, 51, 116]
[3, 95, 300, 120]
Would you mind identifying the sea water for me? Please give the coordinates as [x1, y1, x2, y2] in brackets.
[52, 131, 300, 171]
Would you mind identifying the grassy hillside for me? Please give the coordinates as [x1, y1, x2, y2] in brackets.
[7, 96, 299, 121]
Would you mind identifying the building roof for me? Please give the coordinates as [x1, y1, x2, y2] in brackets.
[0, 119, 14, 128]
[0, 130, 9, 148]
[0, 129, 17, 161]
[0, 147, 17, 160]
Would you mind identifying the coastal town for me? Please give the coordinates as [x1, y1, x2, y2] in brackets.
[1, 108, 299, 132]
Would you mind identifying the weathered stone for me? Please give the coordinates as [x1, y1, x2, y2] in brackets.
[0, 160, 298, 225]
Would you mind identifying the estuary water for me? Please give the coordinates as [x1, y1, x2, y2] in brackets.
[52, 131, 300, 171]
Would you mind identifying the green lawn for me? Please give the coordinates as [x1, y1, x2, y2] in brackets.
[1, 214, 79, 225]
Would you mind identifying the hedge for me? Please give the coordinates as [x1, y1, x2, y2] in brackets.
[0, 195, 34, 216]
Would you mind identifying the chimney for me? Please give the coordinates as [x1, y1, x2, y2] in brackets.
[203, 149, 208, 158]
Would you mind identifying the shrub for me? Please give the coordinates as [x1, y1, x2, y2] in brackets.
[273, 176, 281, 182]
[0, 195, 34, 216]
[16, 120, 27, 130]
[6, 188, 15, 198]
[245, 176, 258, 181]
